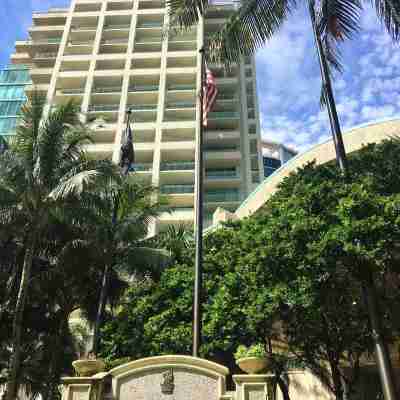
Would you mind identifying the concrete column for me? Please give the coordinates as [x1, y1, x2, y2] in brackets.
[81, 1, 108, 120]
[43, 0, 76, 117]
[239, 61, 251, 197]
[233, 374, 274, 400]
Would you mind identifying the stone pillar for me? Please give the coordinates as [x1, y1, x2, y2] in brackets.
[233, 374, 274, 400]
[60, 373, 108, 400]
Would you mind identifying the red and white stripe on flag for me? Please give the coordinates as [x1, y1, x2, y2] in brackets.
[203, 66, 218, 127]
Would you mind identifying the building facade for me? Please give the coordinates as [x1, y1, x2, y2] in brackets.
[0, 65, 30, 139]
[261, 140, 297, 178]
[11, 0, 264, 232]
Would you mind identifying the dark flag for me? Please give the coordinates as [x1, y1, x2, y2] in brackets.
[0, 136, 8, 155]
[119, 114, 134, 174]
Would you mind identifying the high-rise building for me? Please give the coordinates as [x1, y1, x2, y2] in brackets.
[0, 65, 30, 139]
[10, 0, 264, 232]
[261, 140, 297, 177]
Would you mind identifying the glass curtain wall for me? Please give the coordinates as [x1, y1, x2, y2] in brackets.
[0, 65, 30, 137]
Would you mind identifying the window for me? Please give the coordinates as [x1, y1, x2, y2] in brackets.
[0, 69, 30, 84]
[0, 117, 17, 133]
[0, 101, 25, 116]
[0, 85, 26, 100]
[263, 156, 281, 177]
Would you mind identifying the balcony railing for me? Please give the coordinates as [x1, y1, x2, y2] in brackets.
[169, 39, 196, 43]
[205, 191, 240, 202]
[88, 104, 119, 112]
[104, 24, 130, 30]
[205, 170, 238, 179]
[167, 84, 196, 91]
[205, 146, 238, 152]
[160, 161, 195, 171]
[165, 102, 195, 109]
[129, 85, 158, 92]
[135, 37, 162, 43]
[30, 38, 61, 45]
[101, 39, 128, 45]
[208, 111, 239, 119]
[93, 86, 121, 93]
[130, 163, 153, 171]
[137, 22, 163, 28]
[71, 25, 97, 31]
[161, 184, 194, 194]
[68, 40, 93, 46]
[60, 88, 85, 94]
[129, 104, 158, 111]
[34, 52, 57, 59]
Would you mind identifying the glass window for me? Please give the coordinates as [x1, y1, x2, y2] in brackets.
[0, 117, 17, 133]
[0, 85, 26, 100]
[0, 101, 25, 116]
[0, 68, 30, 84]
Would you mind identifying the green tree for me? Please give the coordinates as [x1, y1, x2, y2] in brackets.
[100, 139, 400, 400]
[74, 177, 169, 356]
[0, 93, 115, 400]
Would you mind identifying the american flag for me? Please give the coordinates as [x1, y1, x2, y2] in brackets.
[119, 115, 135, 175]
[202, 64, 218, 127]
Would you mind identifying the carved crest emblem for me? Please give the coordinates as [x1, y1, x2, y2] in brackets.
[161, 368, 174, 395]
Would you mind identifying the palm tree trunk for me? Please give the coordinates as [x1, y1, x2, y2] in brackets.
[91, 264, 110, 356]
[6, 235, 36, 400]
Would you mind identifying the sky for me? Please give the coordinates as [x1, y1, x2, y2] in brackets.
[1, 0, 399, 153]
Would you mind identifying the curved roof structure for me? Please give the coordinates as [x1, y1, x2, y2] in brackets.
[235, 118, 400, 219]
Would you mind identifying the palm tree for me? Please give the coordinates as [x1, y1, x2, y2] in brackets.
[0, 92, 116, 400]
[167, 0, 400, 94]
[73, 177, 169, 356]
[151, 223, 194, 264]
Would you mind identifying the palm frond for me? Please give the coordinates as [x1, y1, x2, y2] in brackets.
[207, 0, 293, 65]
[14, 91, 46, 178]
[119, 246, 171, 278]
[48, 169, 101, 199]
[35, 101, 81, 187]
[318, 0, 362, 41]
[372, 0, 400, 39]
[167, 0, 208, 31]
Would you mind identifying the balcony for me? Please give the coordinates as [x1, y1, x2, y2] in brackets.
[71, 25, 97, 31]
[68, 40, 94, 46]
[103, 24, 130, 30]
[129, 104, 158, 111]
[160, 161, 195, 171]
[208, 111, 239, 119]
[137, 22, 163, 28]
[205, 169, 238, 179]
[93, 86, 121, 94]
[88, 104, 119, 112]
[168, 84, 196, 91]
[59, 88, 85, 94]
[161, 184, 194, 194]
[33, 52, 57, 60]
[101, 39, 128, 45]
[165, 102, 195, 110]
[30, 38, 62, 45]
[168, 39, 197, 51]
[129, 85, 158, 92]
[129, 163, 153, 171]
[204, 190, 240, 203]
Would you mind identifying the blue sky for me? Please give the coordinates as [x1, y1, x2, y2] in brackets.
[1, 1, 399, 152]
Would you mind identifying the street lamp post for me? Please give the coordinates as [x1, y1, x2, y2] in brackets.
[309, 3, 398, 399]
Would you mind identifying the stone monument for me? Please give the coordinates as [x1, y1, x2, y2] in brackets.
[60, 355, 275, 400]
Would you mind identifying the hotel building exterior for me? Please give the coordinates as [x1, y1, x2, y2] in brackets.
[10, 0, 264, 233]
